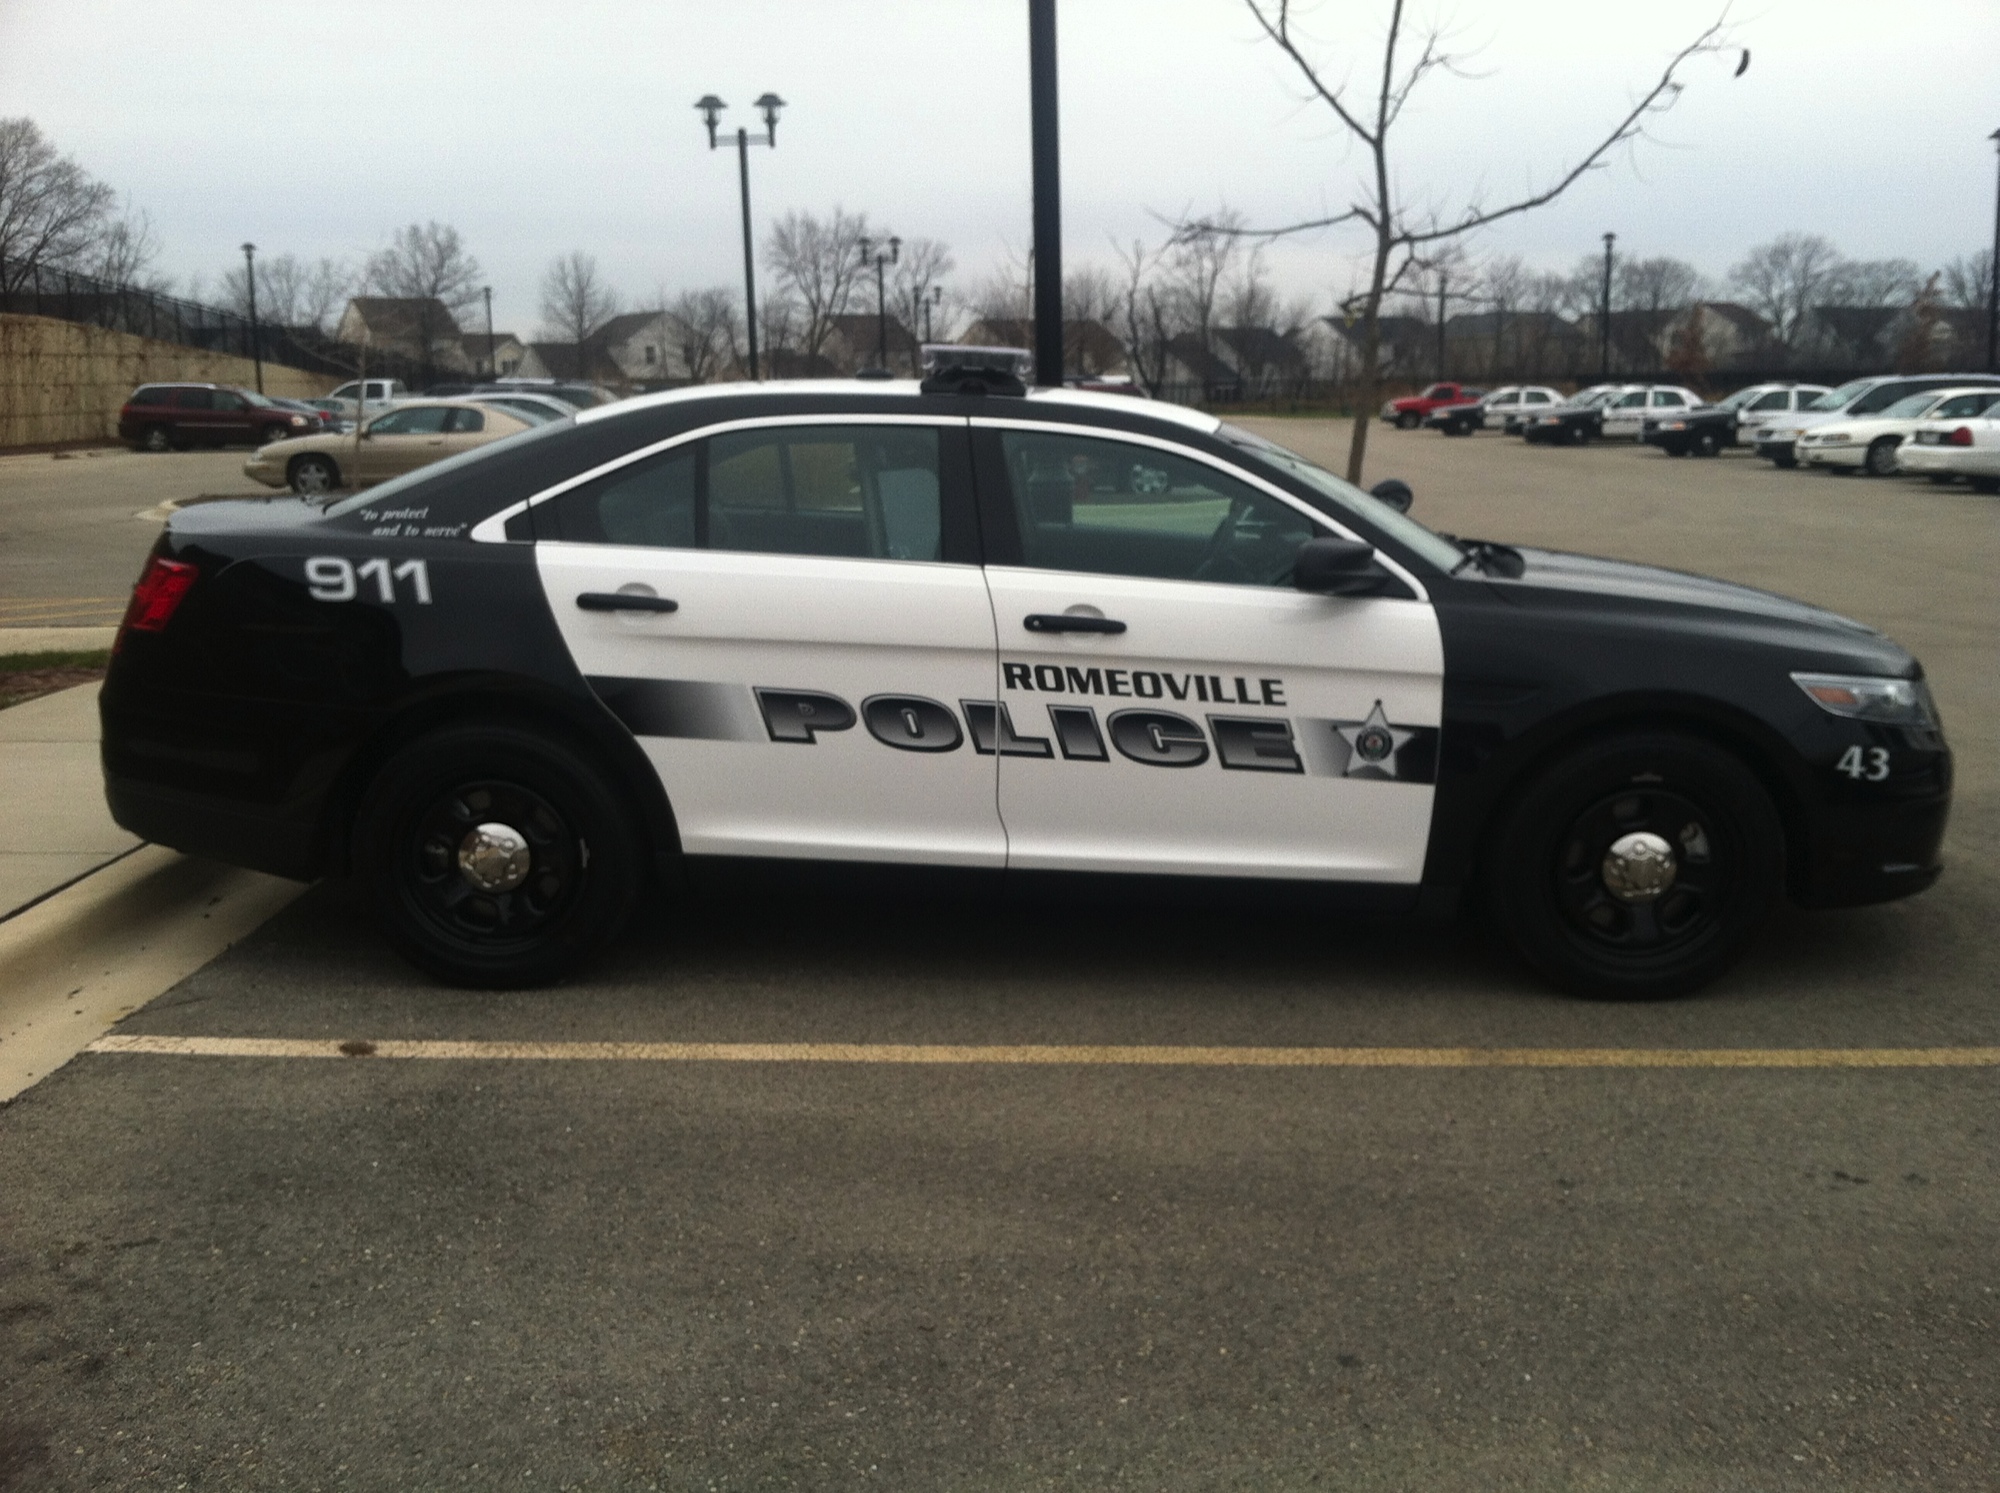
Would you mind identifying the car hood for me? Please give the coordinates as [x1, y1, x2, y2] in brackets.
[1497, 545, 1900, 650]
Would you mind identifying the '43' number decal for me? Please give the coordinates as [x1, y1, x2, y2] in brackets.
[305, 556, 432, 604]
[1836, 745, 1890, 782]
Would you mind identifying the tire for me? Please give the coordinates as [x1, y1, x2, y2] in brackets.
[1771, 453, 1797, 469]
[1483, 729, 1784, 1000]
[1396, 412, 1421, 430]
[1863, 437, 1900, 477]
[354, 724, 645, 987]
[1692, 430, 1721, 458]
[288, 453, 341, 497]
[1664, 444, 1687, 458]
[140, 425, 173, 453]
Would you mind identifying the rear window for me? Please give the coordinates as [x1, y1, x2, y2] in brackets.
[131, 386, 173, 406]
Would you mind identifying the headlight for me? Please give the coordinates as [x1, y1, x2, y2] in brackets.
[289, 414, 309, 426]
[1792, 672, 1939, 726]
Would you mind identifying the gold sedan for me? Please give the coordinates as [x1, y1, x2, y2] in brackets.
[243, 399, 536, 497]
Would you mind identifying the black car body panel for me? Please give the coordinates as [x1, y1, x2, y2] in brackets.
[101, 386, 1951, 923]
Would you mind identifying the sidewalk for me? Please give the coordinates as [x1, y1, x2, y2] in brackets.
[0, 679, 140, 918]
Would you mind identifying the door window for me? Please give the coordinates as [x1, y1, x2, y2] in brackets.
[550, 425, 944, 562]
[172, 388, 214, 410]
[1749, 391, 1788, 412]
[1612, 392, 1646, 409]
[996, 430, 1317, 587]
[1650, 390, 1687, 407]
[368, 406, 451, 435]
[445, 407, 486, 432]
[1523, 391, 1553, 405]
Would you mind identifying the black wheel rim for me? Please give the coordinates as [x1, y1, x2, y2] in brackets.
[399, 778, 583, 949]
[1551, 786, 1727, 954]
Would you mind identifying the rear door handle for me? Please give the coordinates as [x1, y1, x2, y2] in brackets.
[577, 592, 679, 613]
[1023, 613, 1126, 635]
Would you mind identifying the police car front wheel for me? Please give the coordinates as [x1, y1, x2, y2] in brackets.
[355, 724, 644, 987]
[1485, 730, 1783, 1000]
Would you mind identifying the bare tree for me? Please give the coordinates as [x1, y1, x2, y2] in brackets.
[890, 236, 955, 367]
[1826, 257, 1922, 308]
[1728, 233, 1843, 351]
[1941, 249, 1994, 311]
[1187, 3, 1732, 481]
[539, 251, 621, 356]
[662, 286, 741, 382]
[365, 221, 482, 369]
[299, 257, 352, 334]
[1113, 237, 1175, 395]
[763, 206, 870, 361]
[1163, 210, 1243, 350]
[1618, 255, 1703, 317]
[0, 117, 115, 291]
[87, 202, 162, 288]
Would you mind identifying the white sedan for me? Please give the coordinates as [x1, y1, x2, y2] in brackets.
[1598, 384, 1705, 440]
[1897, 408, 2000, 492]
[1796, 388, 2000, 477]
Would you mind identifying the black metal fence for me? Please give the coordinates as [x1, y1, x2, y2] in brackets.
[0, 258, 433, 385]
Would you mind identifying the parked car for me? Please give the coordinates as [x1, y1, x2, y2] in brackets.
[118, 383, 319, 452]
[1797, 388, 2000, 477]
[1520, 386, 1633, 445]
[242, 399, 535, 497]
[329, 378, 409, 406]
[416, 387, 581, 422]
[470, 394, 574, 425]
[483, 377, 619, 408]
[267, 396, 340, 432]
[1643, 382, 1832, 457]
[299, 397, 356, 433]
[1596, 384, 1705, 440]
[1422, 386, 1564, 436]
[1897, 407, 2000, 492]
[1749, 374, 2000, 468]
[1380, 382, 1486, 430]
[105, 375, 1950, 998]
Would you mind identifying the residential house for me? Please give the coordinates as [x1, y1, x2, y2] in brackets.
[1211, 326, 1311, 397]
[459, 330, 524, 377]
[820, 312, 920, 375]
[1800, 305, 1901, 368]
[1654, 302, 1770, 373]
[1319, 314, 1435, 381]
[335, 297, 469, 372]
[514, 340, 626, 384]
[1161, 334, 1242, 402]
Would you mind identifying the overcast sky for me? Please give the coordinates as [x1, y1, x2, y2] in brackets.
[3, 0, 1995, 335]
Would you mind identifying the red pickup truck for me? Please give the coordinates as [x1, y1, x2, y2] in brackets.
[1379, 382, 1485, 430]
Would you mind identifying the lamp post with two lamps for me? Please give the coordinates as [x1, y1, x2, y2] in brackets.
[240, 241, 263, 394]
[696, 91, 785, 381]
[857, 234, 900, 374]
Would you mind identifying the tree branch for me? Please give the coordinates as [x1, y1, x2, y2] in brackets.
[1243, 0, 1378, 148]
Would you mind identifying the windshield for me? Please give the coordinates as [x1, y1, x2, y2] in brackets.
[1805, 379, 1873, 413]
[1876, 393, 1943, 420]
[240, 390, 275, 408]
[1217, 424, 1466, 573]
[321, 414, 575, 518]
[1714, 386, 1764, 411]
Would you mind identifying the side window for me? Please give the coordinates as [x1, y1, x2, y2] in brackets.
[709, 425, 941, 560]
[553, 446, 698, 548]
[1651, 391, 1686, 407]
[1749, 391, 1788, 412]
[1849, 385, 1912, 416]
[1523, 390, 1552, 406]
[548, 425, 943, 562]
[372, 406, 451, 435]
[132, 386, 167, 406]
[1613, 392, 1646, 409]
[446, 407, 486, 433]
[997, 430, 1318, 587]
[173, 388, 214, 410]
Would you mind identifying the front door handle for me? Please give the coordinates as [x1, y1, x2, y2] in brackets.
[1024, 613, 1126, 635]
[577, 592, 679, 613]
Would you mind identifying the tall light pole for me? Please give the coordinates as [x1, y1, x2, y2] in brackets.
[697, 92, 785, 381]
[923, 284, 943, 346]
[483, 285, 495, 377]
[1987, 127, 1999, 372]
[1599, 232, 1616, 382]
[858, 235, 900, 372]
[240, 241, 263, 393]
[1029, 0, 1062, 386]
[1435, 267, 1449, 381]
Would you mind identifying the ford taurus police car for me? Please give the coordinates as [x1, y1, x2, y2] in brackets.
[100, 366, 1951, 999]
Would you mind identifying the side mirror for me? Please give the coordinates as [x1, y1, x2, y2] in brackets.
[1294, 536, 1385, 596]
[1369, 478, 1413, 514]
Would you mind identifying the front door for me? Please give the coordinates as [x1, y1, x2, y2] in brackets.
[975, 423, 1444, 882]
[536, 418, 1005, 866]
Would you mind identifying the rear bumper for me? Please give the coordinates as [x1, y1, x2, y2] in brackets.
[104, 771, 320, 881]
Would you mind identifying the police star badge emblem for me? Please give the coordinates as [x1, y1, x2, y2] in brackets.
[1331, 700, 1416, 780]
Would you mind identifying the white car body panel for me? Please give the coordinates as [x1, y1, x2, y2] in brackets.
[1799, 391, 2000, 469]
[1898, 417, 2000, 478]
[1600, 386, 1703, 440]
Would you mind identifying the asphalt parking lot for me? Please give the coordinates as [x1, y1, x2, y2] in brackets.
[2, 425, 1997, 1489]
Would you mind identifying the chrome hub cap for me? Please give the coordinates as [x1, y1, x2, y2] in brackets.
[1601, 831, 1677, 902]
[457, 822, 531, 893]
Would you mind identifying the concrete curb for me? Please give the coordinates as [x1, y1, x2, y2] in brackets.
[0, 845, 306, 1103]
[0, 625, 119, 653]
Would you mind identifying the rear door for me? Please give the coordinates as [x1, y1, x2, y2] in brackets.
[1601, 389, 1650, 437]
[974, 421, 1443, 882]
[534, 417, 1005, 866]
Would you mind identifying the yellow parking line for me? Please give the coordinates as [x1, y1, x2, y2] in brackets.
[84, 1035, 2000, 1068]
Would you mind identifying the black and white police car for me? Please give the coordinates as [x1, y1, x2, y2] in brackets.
[101, 363, 1952, 999]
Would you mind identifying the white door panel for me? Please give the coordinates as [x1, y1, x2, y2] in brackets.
[986, 566, 1443, 880]
[539, 543, 1004, 865]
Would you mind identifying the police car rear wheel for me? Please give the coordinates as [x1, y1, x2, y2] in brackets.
[357, 725, 642, 987]
[1487, 730, 1782, 1000]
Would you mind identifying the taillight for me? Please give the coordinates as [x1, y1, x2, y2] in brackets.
[119, 556, 198, 640]
[1947, 426, 1974, 447]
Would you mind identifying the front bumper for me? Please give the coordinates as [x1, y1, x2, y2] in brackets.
[1753, 439, 1797, 463]
[242, 454, 287, 489]
[1799, 442, 1864, 469]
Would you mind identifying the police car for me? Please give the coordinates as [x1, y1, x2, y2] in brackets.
[100, 362, 1952, 999]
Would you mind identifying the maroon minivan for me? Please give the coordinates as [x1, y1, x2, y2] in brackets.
[117, 383, 315, 452]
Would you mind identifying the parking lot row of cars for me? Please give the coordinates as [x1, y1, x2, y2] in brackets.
[1387, 374, 2000, 489]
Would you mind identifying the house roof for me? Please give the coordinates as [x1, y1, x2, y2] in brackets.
[825, 312, 917, 354]
[342, 296, 459, 340]
[588, 311, 666, 349]
[1214, 325, 1305, 369]
[524, 340, 625, 382]
[459, 330, 519, 350]
[1691, 301, 1770, 338]
[1164, 334, 1240, 386]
